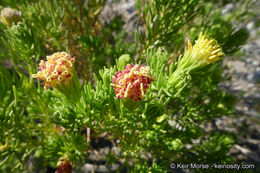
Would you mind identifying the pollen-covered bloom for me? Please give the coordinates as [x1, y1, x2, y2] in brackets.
[168, 33, 224, 94]
[179, 33, 224, 70]
[33, 52, 81, 102]
[111, 64, 154, 102]
[33, 52, 75, 89]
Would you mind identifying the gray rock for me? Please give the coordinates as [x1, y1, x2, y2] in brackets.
[83, 163, 120, 173]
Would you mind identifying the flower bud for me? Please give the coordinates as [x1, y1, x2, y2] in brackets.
[169, 138, 183, 150]
[0, 7, 22, 27]
[117, 54, 132, 71]
[32, 52, 81, 102]
[111, 64, 154, 102]
[167, 69, 191, 94]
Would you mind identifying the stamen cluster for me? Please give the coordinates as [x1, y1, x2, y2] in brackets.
[188, 33, 224, 66]
[32, 52, 75, 89]
[111, 64, 154, 102]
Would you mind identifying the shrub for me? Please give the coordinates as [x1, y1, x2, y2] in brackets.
[0, 0, 254, 172]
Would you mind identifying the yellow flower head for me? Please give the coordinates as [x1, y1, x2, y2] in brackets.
[32, 52, 75, 89]
[187, 33, 224, 66]
[168, 33, 224, 94]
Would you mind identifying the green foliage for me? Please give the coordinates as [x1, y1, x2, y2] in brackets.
[136, 0, 201, 53]
[0, 0, 255, 172]
[2, 22, 41, 65]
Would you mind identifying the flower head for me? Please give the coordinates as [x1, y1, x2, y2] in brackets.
[0, 7, 21, 27]
[33, 52, 75, 90]
[186, 33, 224, 67]
[168, 33, 224, 95]
[111, 64, 154, 102]
[56, 157, 72, 173]
[33, 52, 81, 102]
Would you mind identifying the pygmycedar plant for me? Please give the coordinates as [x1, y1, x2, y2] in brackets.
[0, 0, 251, 172]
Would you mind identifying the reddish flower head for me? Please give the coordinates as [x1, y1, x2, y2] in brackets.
[111, 64, 154, 102]
[32, 52, 75, 89]
[55, 157, 72, 173]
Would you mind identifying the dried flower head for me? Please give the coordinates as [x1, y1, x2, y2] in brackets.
[111, 64, 154, 102]
[55, 157, 72, 173]
[0, 7, 21, 26]
[32, 52, 75, 90]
